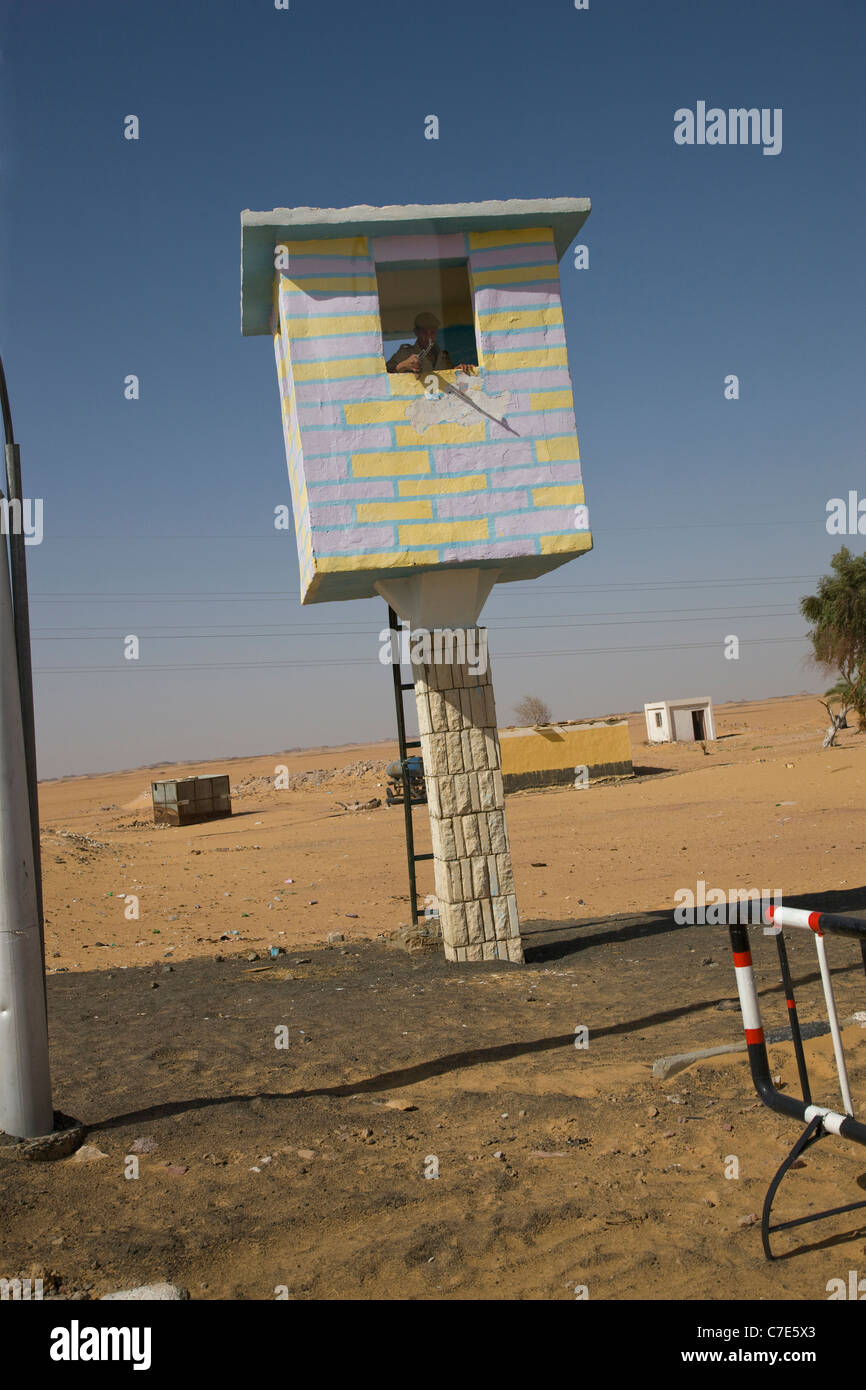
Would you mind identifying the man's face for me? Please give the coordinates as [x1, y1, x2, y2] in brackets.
[416, 324, 437, 348]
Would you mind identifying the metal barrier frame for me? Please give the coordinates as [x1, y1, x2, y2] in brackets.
[728, 906, 866, 1259]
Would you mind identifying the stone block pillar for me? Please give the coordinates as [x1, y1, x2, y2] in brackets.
[411, 634, 523, 964]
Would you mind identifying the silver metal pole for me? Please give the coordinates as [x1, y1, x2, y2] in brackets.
[1, 350, 46, 984]
[813, 931, 854, 1118]
[0, 516, 53, 1137]
[4, 443, 45, 966]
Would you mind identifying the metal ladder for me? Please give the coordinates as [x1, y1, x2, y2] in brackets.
[386, 604, 433, 928]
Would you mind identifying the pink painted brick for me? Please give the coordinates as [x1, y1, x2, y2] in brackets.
[289, 333, 383, 362]
[477, 273, 559, 292]
[296, 403, 343, 427]
[486, 418, 529, 444]
[468, 244, 558, 269]
[303, 455, 350, 483]
[294, 376, 390, 405]
[439, 539, 536, 562]
[523, 409, 577, 435]
[436, 490, 527, 519]
[487, 418, 576, 446]
[279, 292, 380, 317]
[306, 502, 354, 525]
[474, 287, 561, 312]
[482, 369, 572, 392]
[305, 427, 392, 456]
[479, 328, 566, 353]
[488, 462, 583, 489]
[313, 525, 394, 554]
[494, 507, 579, 537]
[433, 442, 534, 473]
[308, 479, 395, 501]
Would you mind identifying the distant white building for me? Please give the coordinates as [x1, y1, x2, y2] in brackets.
[644, 697, 715, 744]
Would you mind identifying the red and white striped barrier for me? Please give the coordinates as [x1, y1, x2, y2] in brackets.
[727, 904, 866, 1257]
[765, 905, 854, 1117]
[729, 907, 865, 1139]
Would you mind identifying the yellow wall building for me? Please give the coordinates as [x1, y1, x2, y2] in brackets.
[499, 719, 632, 792]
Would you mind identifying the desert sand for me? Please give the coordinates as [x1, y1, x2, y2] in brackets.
[37, 694, 866, 973]
[3, 693, 866, 1301]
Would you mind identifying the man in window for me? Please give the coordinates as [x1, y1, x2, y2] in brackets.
[386, 312, 475, 375]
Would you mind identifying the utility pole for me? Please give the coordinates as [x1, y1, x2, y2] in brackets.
[0, 354, 53, 1139]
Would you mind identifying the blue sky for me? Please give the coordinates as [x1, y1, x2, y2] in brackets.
[2, 0, 864, 777]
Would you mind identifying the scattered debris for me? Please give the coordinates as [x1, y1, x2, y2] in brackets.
[102, 1283, 189, 1301]
[71, 1144, 108, 1163]
[129, 1137, 158, 1154]
[233, 760, 388, 798]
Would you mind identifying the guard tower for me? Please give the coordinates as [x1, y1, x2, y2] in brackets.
[241, 198, 593, 964]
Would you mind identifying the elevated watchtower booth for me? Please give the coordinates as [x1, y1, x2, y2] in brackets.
[241, 198, 593, 964]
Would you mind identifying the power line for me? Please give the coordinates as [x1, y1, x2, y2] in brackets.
[31, 600, 801, 629]
[33, 634, 805, 675]
[28, 575, 822, 605]
[29, 518, 825, 540]
[30, 609, 803, 641]
[520, 575, 822, 594]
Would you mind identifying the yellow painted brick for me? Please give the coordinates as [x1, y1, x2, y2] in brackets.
[535, 435, 581, 463]
[529, 390, 573, 410]
[468, 226, 554, 250]
[532, 484, 585, 506]
[394, 423, 486, 446]
[316, 549, 438, 572]
[281, 314, 381, 339]
[397, 520, 488, 546]
[538, 532, 593, 555]
[352, 450, 430, 477]
[476, 307, 564, 331]
[344, 401, 409, 424]
[356, 500, 433, 522]
[281, 236, 369, 258]
[291, 356, 382, 381]
[471, 264, 561, 287]
[485, 347, 568, 370]
[398, 474, 487, 496]
[280, 276, 377, 294]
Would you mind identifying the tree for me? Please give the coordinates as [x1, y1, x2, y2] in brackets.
[801, 547, 866, 746]
[514, 694, 553, 726]
[820, 681, 852, 747]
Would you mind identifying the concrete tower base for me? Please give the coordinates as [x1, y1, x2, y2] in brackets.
[411, 644, 523, 964]
[376, 570, 524, 965]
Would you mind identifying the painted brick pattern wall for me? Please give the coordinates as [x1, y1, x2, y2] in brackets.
[412, 645, 524, 964]
[272, 227, 589, 602]
[273, 293, 315, 594]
